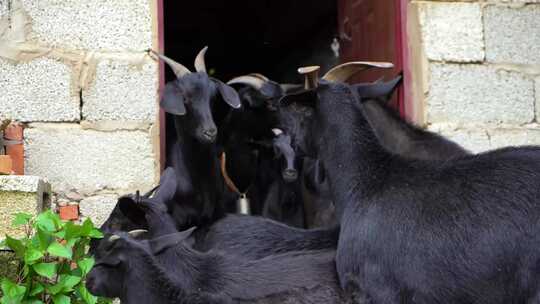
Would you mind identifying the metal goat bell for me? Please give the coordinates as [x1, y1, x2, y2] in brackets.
[236, 193, 251, 215]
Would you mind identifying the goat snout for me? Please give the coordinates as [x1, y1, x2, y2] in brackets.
[86, 275, 96, 292]
[282, 169, 298, 182]
[202, 128, 218, 141]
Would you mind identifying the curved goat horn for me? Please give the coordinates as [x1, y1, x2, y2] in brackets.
[143, 185, 160, 198]
[109, 235, 120, 243]
[271, 128, 283, 136]
[248, 73, 270, 82]
[194, 46, 208, 73]
[128, 229, 148, 238]
[227, 75, 267, 89]
[322, 61, 394, 82]
[149, 50, 191, 78]
[298, 66, 321, 90]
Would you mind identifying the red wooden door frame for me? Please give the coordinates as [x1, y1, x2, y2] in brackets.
[398, 0, 413, 120]
[157, 0, 166, 172]
[337, 0, 412, 118]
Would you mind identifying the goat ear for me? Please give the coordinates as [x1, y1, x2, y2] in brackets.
[118, 196, 147, 226]
[149, 227, 198, 254]
[279, 89, 317, 107]
[161, 82, 187, 115]
[259, 81, 284, 99]
[353, 75, 403, 102]
[213, 79, 242, 109]
[303, 159, 326, 192]
[153, 167, 178, 204]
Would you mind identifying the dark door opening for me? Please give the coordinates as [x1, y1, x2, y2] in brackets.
[161, 0, 338, 168]
[159, 0, 408, 168]
[163, 0, 339, 82]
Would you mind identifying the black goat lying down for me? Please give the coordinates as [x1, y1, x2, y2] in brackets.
[87, 231, 345, 304]
[127, 167, 338, 259]
[279, 62, 540, 303]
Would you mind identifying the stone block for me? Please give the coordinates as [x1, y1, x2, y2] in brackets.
[0, 175, 51, 237]
[428, 124, 491, 153]
[418, 2, 484, 62]
[0, 1, 7, 18]
[20, 0, 153, 51]
[536, 78, 540, 121]
[0, 58, 79, 122]
[488, 127, 540, 150]
[427, 64, 535, 125]
[82, 59, 158, 122]
[429, 124, 540, 153]
[484, 5, 540, 65]
[79, 194, 118, 227]
[24, 124, 156, 194]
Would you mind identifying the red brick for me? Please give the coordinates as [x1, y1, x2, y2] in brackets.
[0, 155, 13, 175]
[59, 205, 79, 221]
[4, 123, 24, 175]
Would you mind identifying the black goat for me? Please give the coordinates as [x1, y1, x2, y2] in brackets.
[248, 129, 304, 227]
[280, 62, 540, 303]
[88, 231, 345, 304]
[90, 48, 244, 243]
[214, 74, 307, 225]
[276, 72, 468, 228]
[151, 47, 241, 228]
[127, 167, 338, 259]
[87, 231, 230, 304]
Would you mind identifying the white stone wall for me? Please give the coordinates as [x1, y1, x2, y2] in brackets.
[0, 0, 159, 224]
[411, 1, 540, 153]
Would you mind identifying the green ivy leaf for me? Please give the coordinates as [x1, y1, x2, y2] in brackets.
[33, 262, 57, 279]
[47, 242, 72, 259]
[1, 279, 26, 303]
[64, 276, 82, 289]
[22, 299, 44, 304]
[54, 230, 66, 239]
[80, 219, 95, 237]
[88, 229, 103, 239]
[22, 299, 45, 304]
[66, 238, 78, 248]
[5, 235, 26, 258]
[77, 285, 97, 304]
[12, 213, 33, 227]
[29, 283, 44, 296]
[52, 294, 70, 304]
[35, 210, 61, 232]
[64, 222, 82, 241]
[24, 247, 43, 265]
[48, 275, 81, 294]
[36, 228, 52, 251]
[77, 258, 95, 277]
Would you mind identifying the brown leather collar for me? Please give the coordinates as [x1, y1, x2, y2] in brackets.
[220, 152, 241, 195]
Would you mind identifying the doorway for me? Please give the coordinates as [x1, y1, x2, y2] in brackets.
[158, 0, 409, 168]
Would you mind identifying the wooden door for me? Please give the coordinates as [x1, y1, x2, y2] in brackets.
[338, 0, 407, 114]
